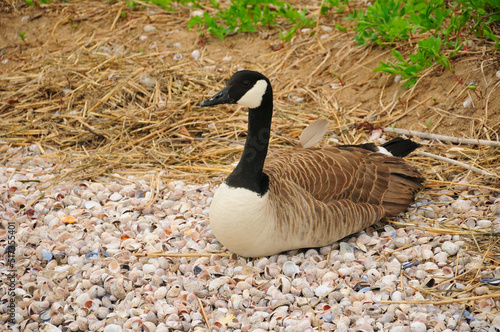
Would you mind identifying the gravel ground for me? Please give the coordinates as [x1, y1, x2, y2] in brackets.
[2, 145, 500, 332]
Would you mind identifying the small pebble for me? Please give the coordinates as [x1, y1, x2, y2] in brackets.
[143, 25, 156, 32]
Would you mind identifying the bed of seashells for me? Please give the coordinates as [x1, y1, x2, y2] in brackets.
[1, 145, 500, 332]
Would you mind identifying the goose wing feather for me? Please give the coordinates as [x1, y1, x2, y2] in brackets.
[263, 146, 423, 226]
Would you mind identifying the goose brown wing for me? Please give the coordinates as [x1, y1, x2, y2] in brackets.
[263, 147, 423, 216]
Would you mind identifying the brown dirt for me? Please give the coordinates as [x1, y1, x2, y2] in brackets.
[0, 0, 499, 182]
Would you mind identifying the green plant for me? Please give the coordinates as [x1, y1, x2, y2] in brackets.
[456, 0, 500, 49]
[334, 0, 500, 87]
[187, 0, 315, 41]
[348, 0, 417, 46]
[19, 32, 26, 43]
[321, 0, 350, 15]
[25, 0, 51, 4]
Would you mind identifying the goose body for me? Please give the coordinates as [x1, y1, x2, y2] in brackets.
[201, 71, 423, 257]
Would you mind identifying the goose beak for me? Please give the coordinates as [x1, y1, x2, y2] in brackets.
[201, 86, 233, 107]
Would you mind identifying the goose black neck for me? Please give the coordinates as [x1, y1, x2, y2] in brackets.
[225, 94, 273, 195]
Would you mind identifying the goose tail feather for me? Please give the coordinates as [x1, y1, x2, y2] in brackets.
[381, 137, 421, 158]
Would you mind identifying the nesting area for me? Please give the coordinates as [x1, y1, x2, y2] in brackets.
[1, 1, 500, 331]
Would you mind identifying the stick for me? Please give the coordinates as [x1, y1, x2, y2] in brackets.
[384, 127, 500, 147]
[311, 283, 340, 308]
[417, 151, 496, 177]
[379, 292, 500, 305]
[198, 297, 210, 328]
[134, 252, 231, 258]
[425, 179, 500, 193]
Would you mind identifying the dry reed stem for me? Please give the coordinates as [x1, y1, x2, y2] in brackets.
[380, 293, 500, 305]
[134, 252, 231, 258]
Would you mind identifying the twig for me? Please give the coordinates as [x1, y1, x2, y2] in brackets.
[425, 179, 500, 193]
[379, 292, 500, 305]
[311, 283, 340, 308]
[197, 297, 210, 328]
[384, 127, 500, 147]
[388, 97, 432, 123]
[134, 252, 232, 257]
[417, 151, 496, 177]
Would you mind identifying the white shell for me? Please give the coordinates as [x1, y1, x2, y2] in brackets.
[442, 241, 459, 255]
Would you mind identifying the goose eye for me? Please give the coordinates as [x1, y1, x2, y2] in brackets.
[242, 80, 250, 87]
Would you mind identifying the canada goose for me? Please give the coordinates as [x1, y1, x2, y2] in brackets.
[201, 70, 423, 257]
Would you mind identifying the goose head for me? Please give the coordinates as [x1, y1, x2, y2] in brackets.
[201, 70, 272, 109]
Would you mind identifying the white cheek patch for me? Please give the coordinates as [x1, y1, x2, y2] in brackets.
[237, 79, 268, 108]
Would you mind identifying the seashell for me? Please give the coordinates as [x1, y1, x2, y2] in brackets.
[122, 239, 142, 251]
[29, 300, 50, 314]
[434, 252, 448, 265]
[315, 285, 332, 297]
[191, 50, 200, 60]
[109, 280, 127, 300]
[109, 192, 122, 201]
[393, 237, 406, 248]
[476, 219, 492, 228]
[167, 285, 181, 298]
[104, 324, 122, 332]
[84, 201, 101, 210]
[39, 309, 52, 322]
[108, 259, 120, 274]
[75, 293, 91, 307]
[463, 97, 473, 108]
[88, 315, 105, 331]
[282, 261, 300, 277]
[236, 281, 252, 291]
[142, 264, 156, 274]
[143, 25, 156, 32]
[338, 267, 354, 276]
[474, 286, 489, 295]
[451, 199, 471, 212]
[39, 323, 62, 332]
[84, 249, 99, 260]
[386, 259, 401, 274]
[402, 260, 420, 269]
[391, 291, 402, 301]
[76, 316, 88, 330]
[442, 241, 459, 256]
[41, 249, 53, 262]
[339, 242, 354, 257]
[265, 265, 280, 278]
[209, 277, 230, 291]
[442, 266, 454, 277]
[143, 322, 157, 332]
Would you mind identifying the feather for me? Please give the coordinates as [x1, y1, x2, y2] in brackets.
[299, 118, 329, 148]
